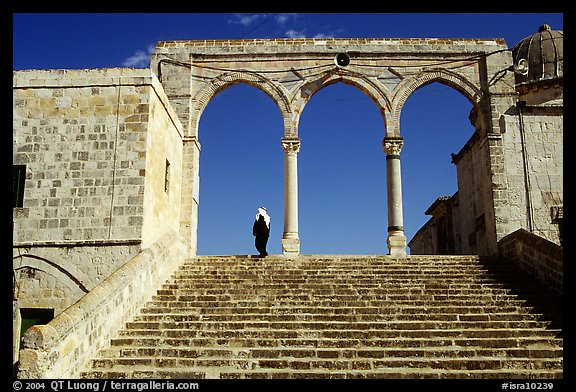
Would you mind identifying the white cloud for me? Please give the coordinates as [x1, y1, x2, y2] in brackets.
[229, 13, 299, 29]
[275, 13, 298, 25]
[122, 43, 155, 68]
[228, 14, 337, 40]
[285, 29, 306, 38]
[285, 30, 336, 39]
[228, 13, 268, 27]
[313, 33, 335, 39]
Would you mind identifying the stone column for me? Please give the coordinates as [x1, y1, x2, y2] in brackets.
[383, 136, 407, 257]
[281, 137, 301, 257]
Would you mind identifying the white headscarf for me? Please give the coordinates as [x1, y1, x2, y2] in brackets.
[256, 207, 271, 228]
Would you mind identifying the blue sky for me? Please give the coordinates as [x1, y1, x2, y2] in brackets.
[13, 13, 563, 255]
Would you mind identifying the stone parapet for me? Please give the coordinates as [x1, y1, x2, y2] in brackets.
[155, 37, 507, 54]
[498, 229, 562, 294]
[17, 229, 186, 379]
[12, 68, 153, 88]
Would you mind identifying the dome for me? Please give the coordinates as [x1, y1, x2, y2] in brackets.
[511, 24, 563, 85]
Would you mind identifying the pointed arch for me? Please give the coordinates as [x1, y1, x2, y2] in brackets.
[189, 71, 291, 138]
[391, 68, 484, 137]
[291, 70, 392, 136]
[13, 254, 89, 294]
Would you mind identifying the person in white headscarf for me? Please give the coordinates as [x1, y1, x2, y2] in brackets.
[253, 207, 271, 257]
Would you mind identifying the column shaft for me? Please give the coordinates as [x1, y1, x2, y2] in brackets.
[281, 138, 301, 256]
[383, 137, 407, 257]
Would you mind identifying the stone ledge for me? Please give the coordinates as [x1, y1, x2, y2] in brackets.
[13, 239, 141, 248]
[13, 68, 155, 89]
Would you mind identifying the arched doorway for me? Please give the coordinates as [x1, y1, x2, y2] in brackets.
[197, 83, 284, 255]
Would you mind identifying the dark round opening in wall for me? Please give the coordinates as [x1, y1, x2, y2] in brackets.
[334, 53, 350, 67]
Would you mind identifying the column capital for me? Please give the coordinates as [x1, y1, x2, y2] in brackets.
[281, 137, 301, 156]
[382, 136, 404, 156]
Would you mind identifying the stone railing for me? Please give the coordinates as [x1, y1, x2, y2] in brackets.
[498, 228, 563, 295]
[17, 229, 186, 379]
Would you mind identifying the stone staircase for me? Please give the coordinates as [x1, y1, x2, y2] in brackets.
[81, 255, 563, 379]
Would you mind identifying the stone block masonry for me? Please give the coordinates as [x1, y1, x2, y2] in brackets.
[13, 67, 184, 258]
[13, 68, 185, 368]
[498, 229, 563, 295]
[151, 36, 512, 257]
[18, 230, 186, 379]
[13, 32, 562, 378]
[13, 68, 181, 245]
[80, 255, 563, 379]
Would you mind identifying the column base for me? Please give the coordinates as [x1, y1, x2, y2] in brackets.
[387, 231, 407, 257]
[282, 236, 300, 258]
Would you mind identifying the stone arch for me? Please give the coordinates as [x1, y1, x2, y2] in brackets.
[391, 68, 484, 137]
[13, 254, 89, 296]
[291, 71, 392, 136]
[189, 71, 291, 138]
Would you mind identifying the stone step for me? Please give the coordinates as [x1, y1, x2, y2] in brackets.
[83, 356, 563, 377]
[144, 298, 541, 309]
[82, 367, 564, 380]
[162, 283, 519, 292]
[186, 259, 523, 271]
[97, 345, 562, 362]
[80, 255, 563, 379]
[155, 289, 525, 299]
[123, 319, 553, 331]
[131, 311, 548, 323]
[189, 255, 482, 262]
[177, 266, 518, 275]
[181, 267, 520, 275]
[177, 275, 530, 284]
[117, 327, 562, 340]
[168, 277, 548, 293]
[89, 355, 563, 372]
[141, 304, 540, 316]
[180, 260, 521, 274]
[109, 335, 562, 350]
[153, 289, 523, 302]
[156, 282, 535, 295]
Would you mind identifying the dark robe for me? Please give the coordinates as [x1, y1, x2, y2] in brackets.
[253, 215, 270, 256]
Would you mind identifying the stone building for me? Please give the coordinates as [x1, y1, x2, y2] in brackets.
[13, 69, 186, 371]
[409, 24, 563, 255]
[13, 26, 562, 374]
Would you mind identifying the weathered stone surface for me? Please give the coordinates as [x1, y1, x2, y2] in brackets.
[13, 33, 562, 379]
[80, 255, 563, 379]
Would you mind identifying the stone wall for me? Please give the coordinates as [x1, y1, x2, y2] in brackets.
[408, 194, 461, 255]
[13, 68, 153, 244]
[498, 229, 562, 294]
[410, 105, 563, 256]
[12, 66, 184, 277]
[501, 106, 563, 245]
[450, 129, 494, 256]
[141, 73, 184, 247]
[12, 68, 184, 369]
[17, 230, 186, 379]
[408, 222, 435, 255]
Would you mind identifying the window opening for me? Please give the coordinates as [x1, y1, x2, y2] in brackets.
[164, 159, 171, 194]
[19, 308, 54, 347]
[13, 165, 26, 208]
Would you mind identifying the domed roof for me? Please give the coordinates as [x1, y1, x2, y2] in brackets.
[511, 24, 563, 85]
